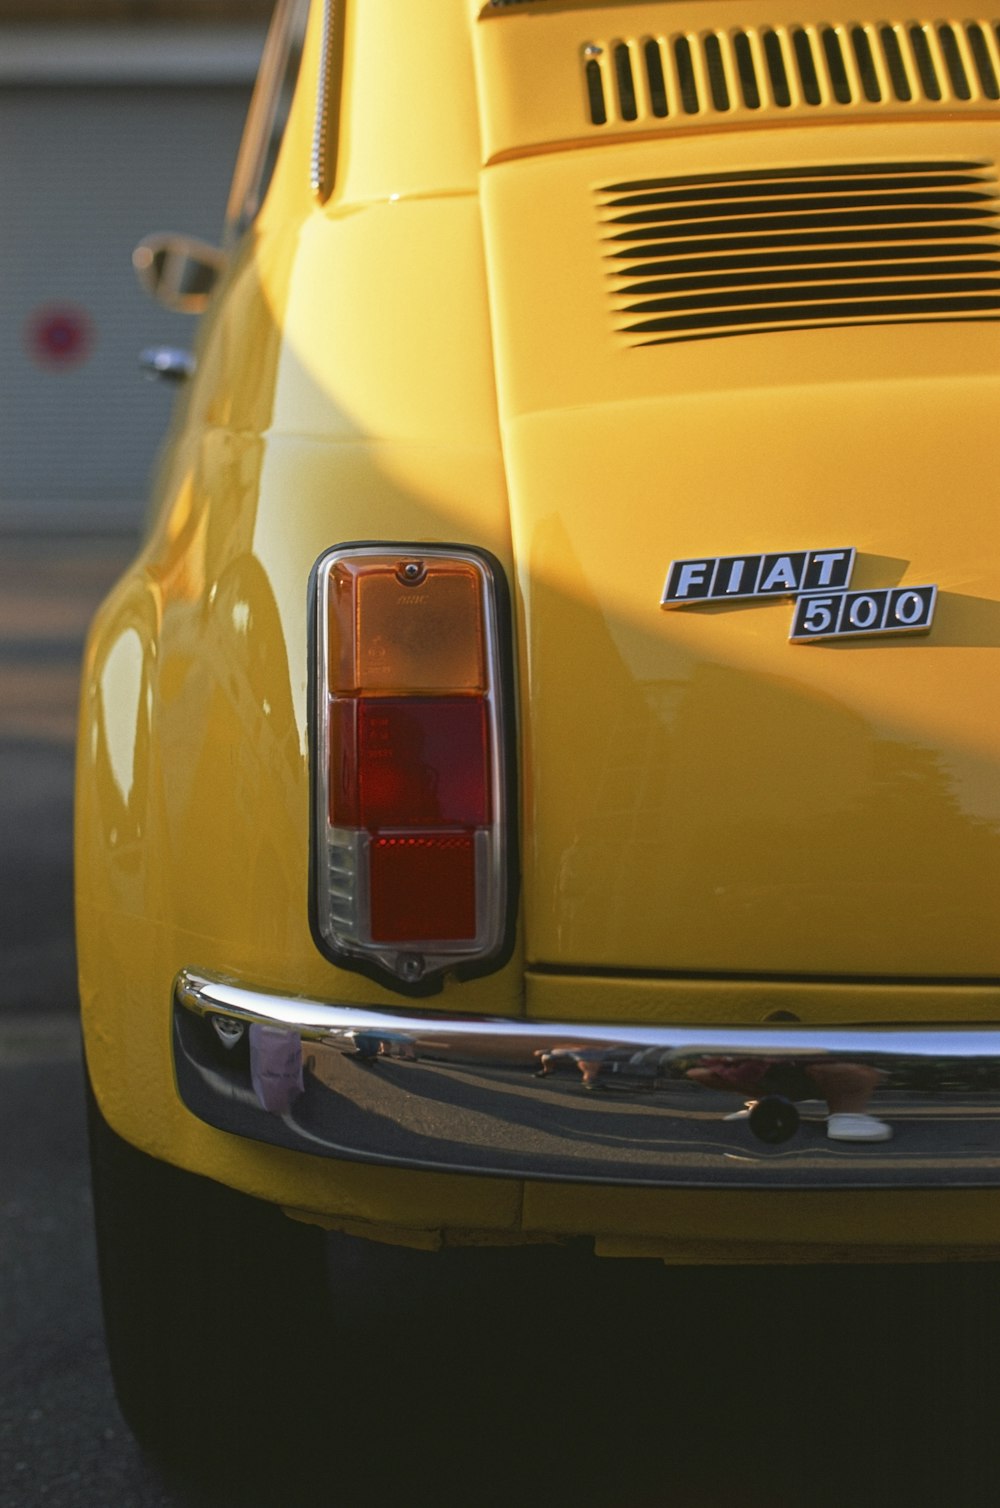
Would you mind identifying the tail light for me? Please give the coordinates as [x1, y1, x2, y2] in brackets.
[311, 545, 513, 990]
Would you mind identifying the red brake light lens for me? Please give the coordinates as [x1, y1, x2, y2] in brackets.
[330, 698, 490, 829]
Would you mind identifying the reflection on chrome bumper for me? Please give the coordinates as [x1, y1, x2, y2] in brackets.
[173, 970, 1000, 1189]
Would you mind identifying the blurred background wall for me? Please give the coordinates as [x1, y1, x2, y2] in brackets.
[0, 1, 274, 1008]
[0, 0, 270, 532]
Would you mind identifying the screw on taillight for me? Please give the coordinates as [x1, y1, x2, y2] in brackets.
[312, 546, 510, 989]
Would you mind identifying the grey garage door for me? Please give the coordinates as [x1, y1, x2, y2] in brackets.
[1, 81, 253, 530]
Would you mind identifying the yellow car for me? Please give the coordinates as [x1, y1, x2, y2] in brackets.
[78, 0, 1000, 1456]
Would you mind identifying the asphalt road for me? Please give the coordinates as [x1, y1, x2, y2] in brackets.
[3, 534, 1000, 1508]
[0, 532, 180, 1506]
[0, 534, 132, 1013]
[5, 1015, 1000, 1508]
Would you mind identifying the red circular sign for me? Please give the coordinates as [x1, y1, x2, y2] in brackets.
[25, 304, 95, 369]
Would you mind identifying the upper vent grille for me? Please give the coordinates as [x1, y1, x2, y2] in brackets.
[583, 22, 1000, 126]
[600, 161, 1000, 345]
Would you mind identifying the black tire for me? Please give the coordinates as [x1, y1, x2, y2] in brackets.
[85, 1069, 332, 1490]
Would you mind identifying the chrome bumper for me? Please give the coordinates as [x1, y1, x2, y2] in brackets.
[173, 970, 1000, 1189]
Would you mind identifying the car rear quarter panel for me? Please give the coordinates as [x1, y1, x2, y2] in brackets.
[76, 28, 525, 1235]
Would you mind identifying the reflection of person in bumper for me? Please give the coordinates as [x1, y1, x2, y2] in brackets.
[686, 1057, 892, 1142]
[534, 1045, 606, 1090]
[807, 1062, 891, 1141]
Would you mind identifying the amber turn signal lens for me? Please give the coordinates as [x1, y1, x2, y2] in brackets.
[328, 557, 485, 694]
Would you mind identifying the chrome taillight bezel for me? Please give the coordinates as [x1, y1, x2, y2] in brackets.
[309, 543, 516, 994]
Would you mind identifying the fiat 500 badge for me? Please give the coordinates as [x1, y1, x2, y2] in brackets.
[661, 547, 937, 643]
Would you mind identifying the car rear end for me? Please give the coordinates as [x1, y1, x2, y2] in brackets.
[81, 0, 1000, 1280]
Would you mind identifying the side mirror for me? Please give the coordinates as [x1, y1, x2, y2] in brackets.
[132, 233, 227, 314]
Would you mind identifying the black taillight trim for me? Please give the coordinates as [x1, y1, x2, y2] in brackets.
[307, 542, 519, 997]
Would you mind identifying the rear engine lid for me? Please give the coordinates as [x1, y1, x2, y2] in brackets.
[479, 124, 1000, 981]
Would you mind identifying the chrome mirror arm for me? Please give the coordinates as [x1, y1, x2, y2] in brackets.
[139, 346, 196, 383]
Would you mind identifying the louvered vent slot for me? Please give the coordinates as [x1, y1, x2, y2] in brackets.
[614, 42, 639, 120]
[734, 32, 762, 106]
[585, 55, 607, 125]
[645, 38, 669, 115]
[675, 37, 700, 113]
[583, 21, 1000, 123]
[970, 24, 1000, 94]
[822, 28, 853, 102]
[599, 161, 1000, 345]
[851, 27, 882, 100]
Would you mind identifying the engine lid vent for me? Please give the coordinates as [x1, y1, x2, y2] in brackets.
[600, 160, 1000, 345]
[584, 21, 1000, 128]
